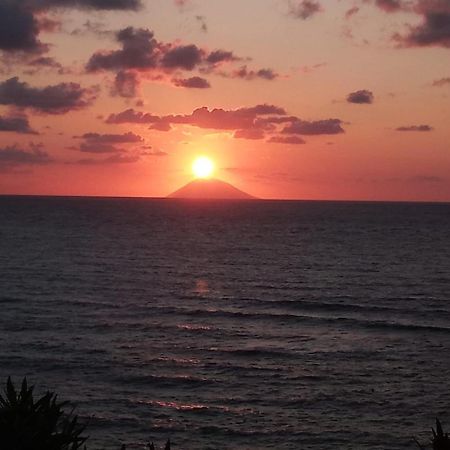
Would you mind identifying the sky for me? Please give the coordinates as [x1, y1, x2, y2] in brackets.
[0, 0, 449, 201]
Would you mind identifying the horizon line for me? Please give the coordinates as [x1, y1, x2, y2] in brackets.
[0, 193, 449, 205]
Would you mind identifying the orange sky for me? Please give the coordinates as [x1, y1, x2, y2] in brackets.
[0, 0, 449, 201]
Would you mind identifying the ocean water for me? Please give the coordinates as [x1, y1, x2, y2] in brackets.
[0, 196, 449, 450]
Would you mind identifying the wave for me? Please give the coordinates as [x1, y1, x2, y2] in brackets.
[145, 305, 450, 334]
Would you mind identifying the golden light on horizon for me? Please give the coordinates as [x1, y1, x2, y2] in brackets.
[192, 156, 215, 179]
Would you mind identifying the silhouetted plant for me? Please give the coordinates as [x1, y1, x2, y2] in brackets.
[432, 419, 450, 450]
[415, 419, 450, 450]
[146, 439, 171, 450]
[0, 377, 87, 450]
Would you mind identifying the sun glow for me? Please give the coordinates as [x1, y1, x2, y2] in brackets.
[192, 156, 214, 179]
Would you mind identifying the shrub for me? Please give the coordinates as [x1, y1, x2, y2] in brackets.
[0, 377, 87, 450]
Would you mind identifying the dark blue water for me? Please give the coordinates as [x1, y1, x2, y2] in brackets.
[0, 196, 449, 449]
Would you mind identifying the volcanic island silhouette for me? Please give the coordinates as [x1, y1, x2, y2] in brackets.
[168, 178, 256, 200]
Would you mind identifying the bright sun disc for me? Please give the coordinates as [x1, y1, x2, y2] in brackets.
[192, 156, 214, 179]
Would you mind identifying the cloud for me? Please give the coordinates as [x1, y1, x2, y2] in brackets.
[71, 131, 143, 153]
[76, 143, 125, 153]
[105, 108, 161, 124]
[0, 0, 141, 56]
[234, 129, 265, 140]
[0, 77, 97, 114]
[86, 27, 158, 72]
[161, 44, 204, 70]
[288, 0, 322, 20]
[205, 50, 241, 65]
[76, 154, 140, 164]
[267, 135, 306, 144]
[77, 131, 143, 143]
[240, 105, 287, 115]
[345, 6, 360, 19]
[105, 104, 345, 141]
[432, 76, 450, 86]
[196, 15, 208, 33]
[28, 56, 64, 70]
[0, 144, 51, 169]
[282, 119, 345, 135]
[300, 62, 327, 73]
[36, 0, 142, 10]
[229, 66, 280, 81]
[375, 0, 405, 12]
[112, 70, 140, 97]
[396, 124, 434, 131]
[106, 104, 286, 130]
[86, 27, 241, 74]
[173, 0, 189, 9]
[393, 2, 450, 48]
[0, 1, 45, 54]
[86, 27, 272, 95]
[347, 89, 374, 104]
[172, 76, 211, 88]
[169, 105, 287, 131]
[0, 115, 37, 134]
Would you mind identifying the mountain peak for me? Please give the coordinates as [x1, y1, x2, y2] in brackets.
[168, 178, 256, 200]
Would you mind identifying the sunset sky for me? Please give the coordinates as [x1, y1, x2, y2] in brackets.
[1, 0, 449, 201]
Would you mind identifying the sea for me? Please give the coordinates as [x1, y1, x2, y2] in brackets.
[0, 196, 449, 450]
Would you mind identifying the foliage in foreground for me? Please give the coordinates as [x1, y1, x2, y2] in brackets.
[0, 377, 87, 450]
[1, 377, 449, 449]
[415, 419, 450, 450]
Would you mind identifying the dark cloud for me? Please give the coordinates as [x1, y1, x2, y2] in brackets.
[87, 27, 240, 74]
[241, 105, 287, 115]
[0, 1, 44, 53]
[0, 0, 141, 56]
[0, 115, 37, 134]
[28, 56, 63, 69]
[172, 76, 211, 88]
[34, 0, 142, 10]
[282, 119, 345, 135]
[105, 104, 345, 141]
[345, 6, 360, 19]
[168, 105, 285, 131]
[195, 15, 208, 33]
[77, 143, 125, 153]
[86, 27, 269, 93]
[77, 131, 143, 143]
[396, 124, 434, 131]
[72, 131, 143, 154]
[230, 66, 280, 81]
[288, 0, 322, 20]
[432, 76, 450, 86]
[347, 89, 374, 104]
[375, 0, 405, 12]
[0, 77, 97, 114]
[0, 144, 51, 169]
[267, 135, 306, 144]
[161, 44, 204, 70]
[105, 108, 161, 124]
[112, 70, 140, 97]
[393, 1, 450, 47]
[86, 27, 158, 71]
[206, 50, 240, 65]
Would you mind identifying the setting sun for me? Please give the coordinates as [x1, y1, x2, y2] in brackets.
[192, 156, 214, 179]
